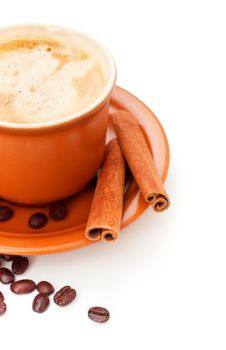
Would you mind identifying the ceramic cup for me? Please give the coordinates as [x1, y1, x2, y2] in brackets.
[0, 24, 116, 205]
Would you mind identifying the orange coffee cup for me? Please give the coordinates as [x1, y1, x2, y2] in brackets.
[0, 24, 116, 205]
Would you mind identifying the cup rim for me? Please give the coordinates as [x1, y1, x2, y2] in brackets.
[0, 23, 117, 130]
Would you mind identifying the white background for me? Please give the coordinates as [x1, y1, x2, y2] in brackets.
[0, 0, 226, 349]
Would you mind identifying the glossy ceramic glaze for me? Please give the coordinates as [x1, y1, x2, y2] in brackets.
[0, 102, 110, 205]
[0, 86, 170, 255]
[0, 24, 116, 205]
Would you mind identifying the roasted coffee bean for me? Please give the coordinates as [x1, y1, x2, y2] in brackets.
[32, 293, 50, 313]
[0, 301, 6, 316]
[12, 256, 29, 274]
[2, 255, 14, 261]
[49, 202, 67, 221]
[28, 213, 48, 229]
[0, 291, 4, 301]
[54, 286, 76, 306]
[37, 281, 54, 295]
[0, 267, 15, 284]
[0, 206, 13, 221]
[88, 307, 110, 323]
[10, 279, 36, 294]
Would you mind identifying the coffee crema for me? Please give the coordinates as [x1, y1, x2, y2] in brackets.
[0, 38, 105, 124]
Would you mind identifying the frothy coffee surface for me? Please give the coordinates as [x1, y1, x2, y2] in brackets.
[0, 38, 105, 123]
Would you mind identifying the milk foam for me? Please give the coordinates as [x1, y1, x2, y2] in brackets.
[0, 38, 105, 123]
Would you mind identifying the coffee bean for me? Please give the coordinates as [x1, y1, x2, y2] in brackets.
[0, 206, 13, 221]
[10, 279, 36, 294]
[12, 256, 29, 274]
[37, 281, 54, 295]
[0, 301, 6, 316]
[54, 286, 76, 306]
[49, 202, 67, 221]
[0, 291, 4, 301]
[0, 267, 15, 284]
[32, 293, 50, 313]
[88, 307, 110, 323]
[2, 255, 14, 261]
[28, 213, 48, 229]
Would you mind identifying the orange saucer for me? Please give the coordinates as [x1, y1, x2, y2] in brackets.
[0, 86, 170, 255]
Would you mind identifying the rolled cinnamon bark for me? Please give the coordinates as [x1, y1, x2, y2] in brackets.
[85, 138, 125, 242]
[111, 110, 169, 212]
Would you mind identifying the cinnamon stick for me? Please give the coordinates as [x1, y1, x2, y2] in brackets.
[85, 138, 125, 242]
[110, 110, 170, 212]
